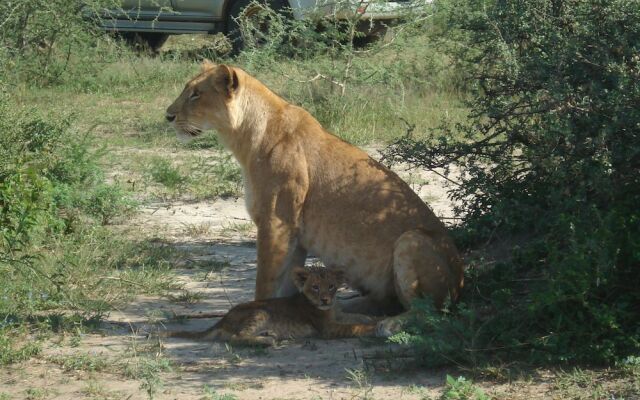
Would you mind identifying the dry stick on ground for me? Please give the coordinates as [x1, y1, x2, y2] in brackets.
[169, 311, 227, 319]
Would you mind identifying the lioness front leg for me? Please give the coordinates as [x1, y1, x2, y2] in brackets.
[255, 219, 298, 300]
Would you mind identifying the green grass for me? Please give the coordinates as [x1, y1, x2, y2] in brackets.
[48, 353, 110, 373]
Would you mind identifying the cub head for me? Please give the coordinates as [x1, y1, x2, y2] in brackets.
[165, 60, 239, 142]
[291, 266, 344, 311]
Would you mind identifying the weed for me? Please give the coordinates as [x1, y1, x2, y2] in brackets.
[187, 258, 230, 272]
[223, 381, 264, 391]
[168, 289, 204, 304]
[220, 222, 255, 238]
[188, 154, 243, 200]
[25, 388, 50, 400]
[406, 385, 432, 399]
[440, 375, 489, 400]
[181, 222, 214, 237]
[81, 379, 111, 398]
[147, 157, 187, 190]
[224, 343, 243, 364]
[122, 356, 172, 400]
[185, 132, 224, 150]
[345, 368, 374, 400]
[202, 385, 239, 400]
[0, 327, 42, 366]
[68, 334, 82, 347]
[48, 353, 109, 373]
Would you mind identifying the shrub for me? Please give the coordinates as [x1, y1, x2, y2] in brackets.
[385, 0, 640, 364]
[0, 94, 140, 324]
[0, 0, 120, 84]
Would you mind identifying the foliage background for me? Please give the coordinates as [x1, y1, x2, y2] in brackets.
[386, 0, 640, 365]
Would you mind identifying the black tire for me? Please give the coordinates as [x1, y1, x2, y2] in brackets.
[353, 21, 389, 48]
[119, 32, 169, 53]
[225, 0, 289, 56]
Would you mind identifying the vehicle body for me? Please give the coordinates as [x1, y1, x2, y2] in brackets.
[88, 0, 416, 51]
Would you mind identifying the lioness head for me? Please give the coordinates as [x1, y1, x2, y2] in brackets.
[291, 266, 344, 311]
[165, 60, 239, 142]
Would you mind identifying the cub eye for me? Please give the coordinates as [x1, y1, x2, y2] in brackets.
[312, 285, 319, 292]
[189, 90, 200, 101]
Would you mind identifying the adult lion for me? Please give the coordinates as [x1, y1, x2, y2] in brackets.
[166, 61, 464, 317]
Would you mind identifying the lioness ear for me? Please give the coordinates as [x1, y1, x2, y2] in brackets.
[201, 59, 216, 72]
[291, 267, 310, 290]
[210, 64, 239, 97]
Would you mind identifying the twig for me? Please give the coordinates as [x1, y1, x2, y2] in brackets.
[169, 311, 226, 319]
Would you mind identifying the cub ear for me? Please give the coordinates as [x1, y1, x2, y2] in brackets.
[291, 267, 310, 290]
[209, 64, 239, 97]
[331, 269, 346, 285]
[201, 59, 216, 72]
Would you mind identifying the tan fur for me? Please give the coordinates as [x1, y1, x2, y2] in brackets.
[163, 266, 379, 346]
[166, 62, 464, 316]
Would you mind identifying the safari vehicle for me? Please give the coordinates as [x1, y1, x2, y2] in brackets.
[89, 0, 415, 53]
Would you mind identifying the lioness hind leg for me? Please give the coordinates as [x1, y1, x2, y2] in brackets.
[377, 230, 454, 336]
[392, 230, 455, 310]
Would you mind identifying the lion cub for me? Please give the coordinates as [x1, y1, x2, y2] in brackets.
[163, 266, 383, 346]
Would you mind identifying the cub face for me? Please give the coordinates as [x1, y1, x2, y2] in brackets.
[165, 61, 239, 142]
[291, 266, 344, 311]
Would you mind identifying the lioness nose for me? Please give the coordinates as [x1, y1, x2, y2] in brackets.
[165, 113, 176, 122]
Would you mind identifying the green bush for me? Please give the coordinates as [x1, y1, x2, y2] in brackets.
[385, 0, 640, 364]
[0, 93, 143, 324]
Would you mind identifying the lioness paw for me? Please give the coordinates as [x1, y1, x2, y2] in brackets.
[376, 317, 404, 337]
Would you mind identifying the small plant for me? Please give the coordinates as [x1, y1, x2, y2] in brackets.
[220, 222, 255, 238]
[168, 289, 204, 304]
[0, 327, 42, 366]
[202, 385, 239, 400]
[441, 376, 489, 400]
[345, 367, 374, 400]
[25, 387, 49, 400]
[83, 183, 136, 225]
[48, 353, 109, 372]
[147, 157, 187, 189]
[184, 133, 223, 150]
[81, 379, 115, 397]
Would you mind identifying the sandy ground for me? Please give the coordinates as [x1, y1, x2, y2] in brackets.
[0, 149, 553, 399]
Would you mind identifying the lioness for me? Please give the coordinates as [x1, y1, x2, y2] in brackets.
[163, 266, 383, 346]
[166, 62, 464, 317]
